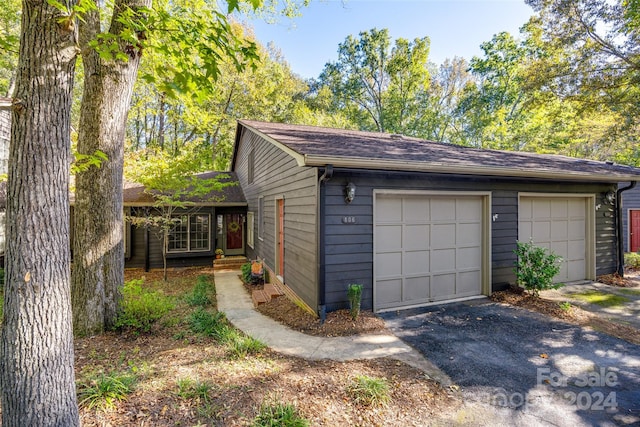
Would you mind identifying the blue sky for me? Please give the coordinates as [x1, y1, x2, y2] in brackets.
[245, 0, 535, 79]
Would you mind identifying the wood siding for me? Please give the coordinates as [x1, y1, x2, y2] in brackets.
[321, 171, 617, 312]
[233, 129, 319, 311]
[621, 184, 640, 252]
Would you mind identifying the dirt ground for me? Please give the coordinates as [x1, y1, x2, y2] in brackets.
[72, 268, 459, 426]
[68, 267, 640, 425]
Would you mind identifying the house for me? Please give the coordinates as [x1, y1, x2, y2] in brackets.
[231, 120, 640, 316]
[621, 183, 640, 253]
[122, 171, 248, 270]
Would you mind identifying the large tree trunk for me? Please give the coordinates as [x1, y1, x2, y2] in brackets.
[72, 0, 149, 336]
[0, 0, 79, 425]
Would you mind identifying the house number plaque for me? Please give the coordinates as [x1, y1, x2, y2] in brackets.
[342, 216, 357, 224]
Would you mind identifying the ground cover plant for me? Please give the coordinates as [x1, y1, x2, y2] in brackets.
[69, 268, 458, 426]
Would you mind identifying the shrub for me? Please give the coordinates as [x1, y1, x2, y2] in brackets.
[347, 284, 363, 320]
[115, 279, 175, 332]
[78, 371, 136, 411]
[513, 240, 564, 297]
[184, 275, 212, 306]
[252, 402, 309, 427]
[624, 252, 640, 269]
[228, 334, 266, 358]
[241, 262, 264, 285]
[346, 375, 390, 407]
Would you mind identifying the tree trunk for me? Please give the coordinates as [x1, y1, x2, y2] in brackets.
[0, 0, 79, 425]
[71, 0, 149, 336]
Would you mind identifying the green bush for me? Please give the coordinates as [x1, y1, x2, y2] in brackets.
[514, 240, 564, 297]
[115, 279, 175, 332]
[184, 275, 212, 306]
[346, 375, 390, 407]
[252, 402, 309, 427]
[78, 371, 136, 411]
[624, 252, 640, 269]
[347, 284, 363, 320]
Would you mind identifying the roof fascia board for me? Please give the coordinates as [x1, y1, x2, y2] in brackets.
[240, 121, 307, 167]
[303, 155, 640, 183]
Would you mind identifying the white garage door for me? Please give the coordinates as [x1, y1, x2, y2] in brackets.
[374, 192, 486, 311]
[518, 196, 590, 283]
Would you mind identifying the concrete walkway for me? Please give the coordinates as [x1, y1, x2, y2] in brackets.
[213, 269, 450, 385]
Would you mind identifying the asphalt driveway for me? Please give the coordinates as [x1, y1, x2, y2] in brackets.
[381, 300, 640, 426]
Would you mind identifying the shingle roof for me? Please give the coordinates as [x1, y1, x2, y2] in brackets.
[237, 120, 640, 182]
[124, 171, 246, 206]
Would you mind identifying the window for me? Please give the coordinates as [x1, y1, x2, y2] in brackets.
[247, 211, 255, 248]
[248, 148, 255, 184]
[258, 196, 264, 240]
[167, 214, 210, 253]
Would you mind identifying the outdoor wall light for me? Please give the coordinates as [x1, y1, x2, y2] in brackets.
[345, 182, 356, 204]
[604, 190, 616, 205]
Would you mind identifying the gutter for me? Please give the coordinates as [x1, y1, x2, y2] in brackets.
[616, 181, 638, 276]
[317, 165, 333, 323]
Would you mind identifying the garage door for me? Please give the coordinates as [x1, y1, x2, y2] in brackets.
[518, 196, 590, 283]
[374, 192, 486, 311]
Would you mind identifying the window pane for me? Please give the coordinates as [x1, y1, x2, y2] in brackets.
[189, 214, 210, 251]
[168, 215, 188, 252]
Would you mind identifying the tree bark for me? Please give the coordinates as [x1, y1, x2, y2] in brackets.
[71, 0, 149, 336]
[0, 0, 79, 425]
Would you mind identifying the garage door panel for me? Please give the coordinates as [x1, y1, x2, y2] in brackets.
[457, 247, 482, 269]
[568, 220, 585, 239]
[376, 279, 402, 307]
[551, 221, 569, 240]
[431, 274, 456, 300]
[404, 225, 429, 250]
[458, 222, 482, 245]
[533, 200, 551, 217]
[404, 276, 430, 301]
[550, 241, 568, 259]
[375, 252, 402, 277]
[568, 240, 585, 261]
[568, 199, 585, 216]
[405, 251, 430, 275]
[431, 199, 456, 220]
[568, 260, 586, 281]
[457, 199, 483, 220]
[376, 225, 402, 250]
[376, 197, 402, 221]
[375, 193, 485, 311]
[404, 198, 429, 221]
[432, 224, 456, 248]
[431, 248, 456, 272]
[458, 271, 482, 294]
[532, 221, 551, 241]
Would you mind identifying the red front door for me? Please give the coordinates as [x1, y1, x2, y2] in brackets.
[631, 210, 640, 252]
[225, 213, 244, 252]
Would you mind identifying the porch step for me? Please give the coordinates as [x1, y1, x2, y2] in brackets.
[251, 283, 285, 307]
[252, 289, 270, 306]
[264, 282, 284, 299]
[213, 256, 248, 270]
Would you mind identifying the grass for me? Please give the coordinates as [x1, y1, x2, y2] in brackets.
[346, 375, 391, 407]
[184, 275, 213, 306]
[176, 378, 215, 402]
[189, 308, 266, 357]
[568, 290, 632, 307]
[115, 278, 175, 332]
[77, 371, 137, 411]
[617, 288, 640, 296]
[252, 401, 310, 427]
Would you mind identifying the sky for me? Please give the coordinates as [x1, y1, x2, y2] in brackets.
[245, 0, 535, 79]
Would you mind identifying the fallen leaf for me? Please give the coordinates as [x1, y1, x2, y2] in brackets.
[540, 353, 549, 359]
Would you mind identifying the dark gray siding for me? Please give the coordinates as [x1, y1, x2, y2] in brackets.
[321, 170, 617, 312]
[621, 184, 640, 252]
[233, 129, 319, 310]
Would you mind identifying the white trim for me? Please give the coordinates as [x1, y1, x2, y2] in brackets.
[240, 121, 307, 167]
[274, 195, 285, 279]
[372, 189, 492, 312]
[517, 193, 596, 281]
[247, 211, 255, 249]
[166, 213, 212, 254]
